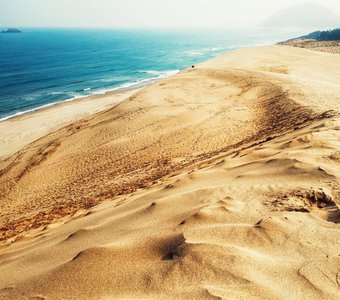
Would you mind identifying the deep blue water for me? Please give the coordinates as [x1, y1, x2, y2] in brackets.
[0, 28, 306, 120]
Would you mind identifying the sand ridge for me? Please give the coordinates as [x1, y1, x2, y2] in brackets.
[0, 45, 339, 299]
[0, 115, 339, 299]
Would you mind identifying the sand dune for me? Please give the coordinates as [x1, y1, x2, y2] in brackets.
[0, 45, 339, 299]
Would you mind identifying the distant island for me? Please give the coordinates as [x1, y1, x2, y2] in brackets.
[2, 28, 21, 33]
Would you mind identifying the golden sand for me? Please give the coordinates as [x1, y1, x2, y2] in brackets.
[0, 45, 339, 299]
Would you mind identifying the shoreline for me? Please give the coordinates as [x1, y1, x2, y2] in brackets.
[0, 68, 186, 161]
[0, 86, 142, 123]
[0, 39, 290, 124]
[0, 69, 180, 123]
[0, 35, 292, 126]
[0, 87, 142, 162]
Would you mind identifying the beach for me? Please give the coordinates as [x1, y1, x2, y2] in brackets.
[0, 44, 339, 299]
[0, 89, 140, 162]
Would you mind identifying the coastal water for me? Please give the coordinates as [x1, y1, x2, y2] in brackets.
[0, 28, 306, 120]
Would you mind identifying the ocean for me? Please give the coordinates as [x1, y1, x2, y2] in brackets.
[0, 28, 305, 120]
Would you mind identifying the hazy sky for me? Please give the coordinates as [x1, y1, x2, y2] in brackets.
[1, 0, 340, 28]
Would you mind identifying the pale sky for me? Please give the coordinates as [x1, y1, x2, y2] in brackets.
[1, 0, 340, 28]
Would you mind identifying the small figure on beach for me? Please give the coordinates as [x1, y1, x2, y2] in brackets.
[192, 65, 195, 69]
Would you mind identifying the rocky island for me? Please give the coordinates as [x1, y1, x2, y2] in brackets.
[2, 28, 21, 33]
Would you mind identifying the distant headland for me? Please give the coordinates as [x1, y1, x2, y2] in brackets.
[278, 28, 340, 54]
[2, 28, 21, 33]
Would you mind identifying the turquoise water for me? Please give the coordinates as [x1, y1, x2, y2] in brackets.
[0, 28, 305, 120]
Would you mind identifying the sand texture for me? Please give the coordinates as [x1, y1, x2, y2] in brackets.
[279, 39, 340, 53]
[0, 45, 339, 299]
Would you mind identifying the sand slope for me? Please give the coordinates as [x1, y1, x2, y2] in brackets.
[0, 45, 339, 299]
